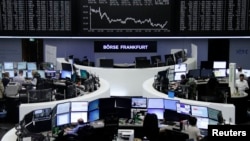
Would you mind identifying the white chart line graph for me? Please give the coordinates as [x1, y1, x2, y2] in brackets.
[89, 6, 169, 30]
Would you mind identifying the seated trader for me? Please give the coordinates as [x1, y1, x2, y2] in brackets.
[64, 118, 85, 135]
[13, 70, 26, 85]
[30, 70, 40, 86]
[185, 116, 203, 141]
[235, 74, 249, 94]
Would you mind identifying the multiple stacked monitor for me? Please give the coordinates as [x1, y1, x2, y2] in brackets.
[20, 97, 223, 135]
[99, 50, 187, 68]
[0, 62, 55, 79]
[187, 60, 250, 79]
[0, 61, 91, 82]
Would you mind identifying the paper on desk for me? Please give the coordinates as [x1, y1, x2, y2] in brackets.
[23, 137, 32, 141]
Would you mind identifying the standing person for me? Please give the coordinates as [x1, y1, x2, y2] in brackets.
[185, 116, 203, 141]
[13, 70, 26, 85]
[180, 74, 189, 85]
[1, 72, 10, 88]
[235, 74, 249, 94]
[0, 80, 4, 99]
[236, 67, 244, 80]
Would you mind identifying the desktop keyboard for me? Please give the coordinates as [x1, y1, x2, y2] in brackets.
[196, 80, 207, 83]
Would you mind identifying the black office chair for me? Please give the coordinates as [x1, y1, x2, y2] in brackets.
[77, 124, 95, 141]
[66, 85, 77, 99]
[27, 88, 52, 103]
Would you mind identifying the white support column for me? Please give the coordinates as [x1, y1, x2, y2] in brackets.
[228, 63, 236, 95]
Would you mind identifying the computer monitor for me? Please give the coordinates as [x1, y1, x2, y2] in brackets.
[191, 105, 208, 118]
[207, 108, 222, 121]
[200, 61, 213, 70]
[242, 69, 250, 77]
[80, 69, 89, 79]
[131, 97, 147, 108]
[196, 117, 209, 129]
[40, 62, 54, 70]
[147, 98, 164, 109]
[135, 57, 147, 61]
[56, 113, 70, 126]
[45, 70, 56, 78]
[33, 108, 51, 121]
[60, 70, 72, 79]
[17, 62, 27, 70]
[213, 69, 226, 77]
[176, 103, 191, 115]
[164, 54, 175, 66]
[0, 64, 2, 71]
[209, 119, 218, 125]
[88, 109, 100, 122]
[61, 63, 72, 71]
[0, 72, 2, 79]
[70, 112, 88, 123]
[164, 99, 179, 111]
[168, 73, 174, 82]
[174, 51, 184, 64]
[174, 72, 186, 81]
[135, 59, 150, 68]
[27, 70, 32, 78]
[200, 69, 213, 79]
[187, 69, 200, 79]
[56, 102, 70, 114]
[100, 59, 114, 68]
[151, 55, 162, 64]
[174, 63, 187, 72]
[71, 101, 88, 112]
[27, 62, 37, 70]
[4, 62, 14, 70]
[115, 98, 131, 108]
[88, 99, 99, 111]
[213, 61, 226, 69]
[37, 70, 45, 78]
[5, 70, 15, 78]
[147, 109, 164, 120]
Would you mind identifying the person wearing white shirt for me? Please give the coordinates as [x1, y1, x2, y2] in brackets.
[236, 67, 244, 80]
[185, 116, 203, 141]
[235, 74, 249, 94]
[13, 70, 26, 85]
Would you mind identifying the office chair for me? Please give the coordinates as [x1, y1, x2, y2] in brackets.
[66, 85, 77, 99]
[5, 82, 20, 97]
[27, 88, 52, 103]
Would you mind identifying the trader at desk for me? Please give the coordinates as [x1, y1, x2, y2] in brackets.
[235, 74, 249, 95]
[64, 118, 85, 135]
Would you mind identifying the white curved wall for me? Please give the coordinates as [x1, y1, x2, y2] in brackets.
[57, 58, 196, 97]
[19, 78, 110, 121]
[1, 128, 16, 141]
[143, 77, 236, 124]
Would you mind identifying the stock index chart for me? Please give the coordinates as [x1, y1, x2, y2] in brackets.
[79, 0, 173, 36]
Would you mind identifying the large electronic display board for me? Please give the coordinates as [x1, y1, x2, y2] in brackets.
[1, 0, 250, 37]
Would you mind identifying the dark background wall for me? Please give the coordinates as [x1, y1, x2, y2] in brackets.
[0, 38, 249, 68]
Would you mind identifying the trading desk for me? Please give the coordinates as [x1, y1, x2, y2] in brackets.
[143, 78, 236, 124]
[19, 78, 110, 121]
[57, 57, 196, 97]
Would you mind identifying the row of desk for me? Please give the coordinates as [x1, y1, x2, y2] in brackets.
[1, 57, 238, 141]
